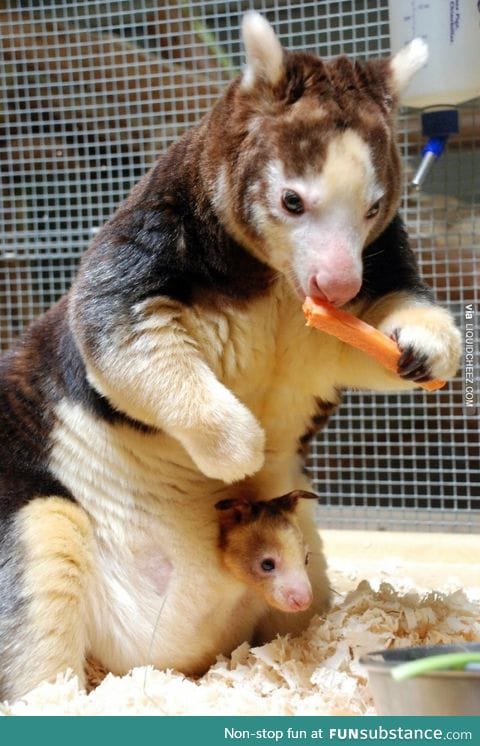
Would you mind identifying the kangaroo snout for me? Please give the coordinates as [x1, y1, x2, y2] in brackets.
[308, 272, 362, 307]
[302, 242, 363, 307]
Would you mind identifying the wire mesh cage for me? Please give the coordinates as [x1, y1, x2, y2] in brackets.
[1, 0, 479, 532]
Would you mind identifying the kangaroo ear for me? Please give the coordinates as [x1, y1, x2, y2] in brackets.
[241, 11, 284, 90]
[215, 498, 253, 528]
[389, 38, 428, 95]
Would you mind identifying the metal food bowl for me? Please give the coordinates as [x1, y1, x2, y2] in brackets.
[360, 643, 480, 716]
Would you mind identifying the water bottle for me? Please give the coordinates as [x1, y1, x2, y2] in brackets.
[388, 0, 480, 108]
[388, 1, 480, 187]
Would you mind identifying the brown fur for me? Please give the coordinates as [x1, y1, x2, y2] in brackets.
[195, 53, 401, 260]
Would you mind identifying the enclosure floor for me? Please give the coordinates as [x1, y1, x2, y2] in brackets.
[323, 529, 480, 596]
[3, 528, 479, 715]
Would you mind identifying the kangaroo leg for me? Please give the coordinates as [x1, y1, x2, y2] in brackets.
[0, 496, 93, 702]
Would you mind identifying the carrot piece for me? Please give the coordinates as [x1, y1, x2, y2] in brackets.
[303, 297, 446, 392]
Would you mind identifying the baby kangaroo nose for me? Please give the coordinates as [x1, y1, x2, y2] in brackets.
[286, 588, 313, 612]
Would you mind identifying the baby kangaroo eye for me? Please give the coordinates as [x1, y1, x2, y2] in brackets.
[305, 551, 311, 566]
[365, 199, 381, 219]
[281, 190, 304, 215]
[260, 558, 276, 572]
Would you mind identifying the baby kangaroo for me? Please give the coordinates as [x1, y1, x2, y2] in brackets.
[215, 490, 319, 613]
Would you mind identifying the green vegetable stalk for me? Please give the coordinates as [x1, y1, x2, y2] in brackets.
[392, 652, 480, 681]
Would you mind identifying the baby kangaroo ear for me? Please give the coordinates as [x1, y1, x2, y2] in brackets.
[215, 498, 253, 528]
[270, 490, 318, 513]
[293, 490, 320, 501]
[241, 11, 285, 90]
[389, 38, 428, 95]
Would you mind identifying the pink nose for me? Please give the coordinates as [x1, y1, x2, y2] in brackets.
[285, 588, 313, 612]
[308, 273, 362, 307]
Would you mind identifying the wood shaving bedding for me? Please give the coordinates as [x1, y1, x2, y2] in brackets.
[2, 579, 479, 716]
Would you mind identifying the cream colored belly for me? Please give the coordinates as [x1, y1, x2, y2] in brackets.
[86, 521, 261, 675]
[49, 400, 265, 674]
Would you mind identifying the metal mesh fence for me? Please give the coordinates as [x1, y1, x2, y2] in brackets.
[1, 0, 479, 532]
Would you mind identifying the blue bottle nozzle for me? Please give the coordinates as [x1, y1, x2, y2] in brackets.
[411, 109, 459, 190]
[412, 136, 447, 189]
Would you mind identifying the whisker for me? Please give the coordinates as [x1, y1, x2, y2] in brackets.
[363, 248, 385, 262]
[142, 591, 170, 705]
[271, 267, 307, 299]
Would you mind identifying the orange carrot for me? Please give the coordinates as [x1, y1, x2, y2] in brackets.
[303, 297, 445, 392]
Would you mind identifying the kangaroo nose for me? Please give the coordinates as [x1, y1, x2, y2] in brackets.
[308, 273, 362, 307]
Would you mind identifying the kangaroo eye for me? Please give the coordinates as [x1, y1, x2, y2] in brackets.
[260, 558, 276, 572]
[365, 199, 381, 219]
[282, 190, 304, 215]
[305, 552, 311, 566]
